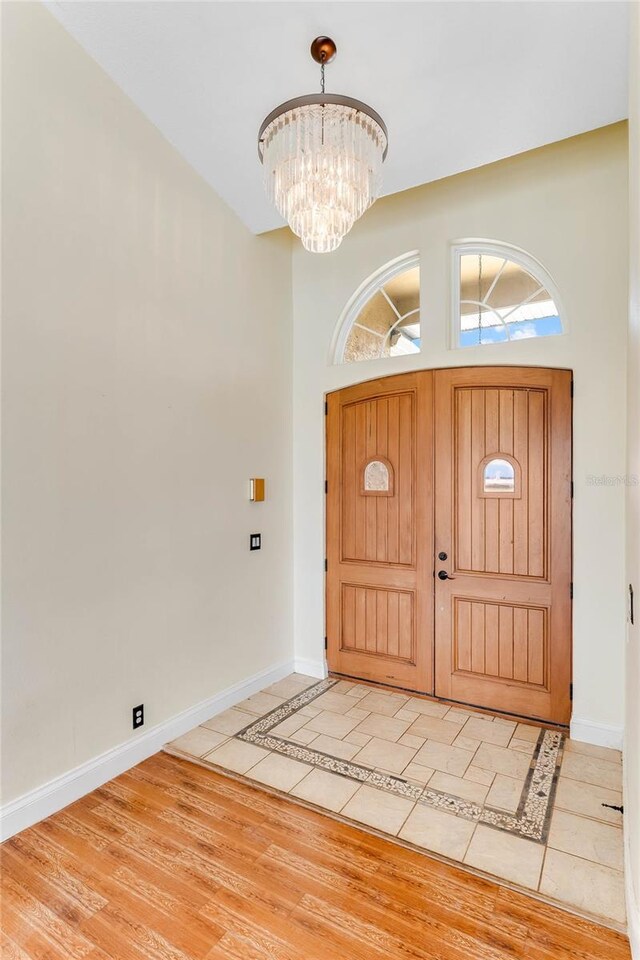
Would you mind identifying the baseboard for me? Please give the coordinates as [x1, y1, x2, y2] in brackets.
[294, 656, 328, 679]
[569, 717, 624, 750]
[0, 658, 295, 842]
[627, 854, 640, 959]
[624, 757, 640, 957]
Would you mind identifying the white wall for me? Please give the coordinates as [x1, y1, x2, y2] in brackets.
[625, 6, 640, 955]
[292, 124, 629, 742]
[1, 3, 293, 806]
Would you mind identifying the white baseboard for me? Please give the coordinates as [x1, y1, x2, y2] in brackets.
[624, 757, 640, 957]
[0, 658, 295, 842]
[627, 860, 640, 960]
[294, 656, 327, 679]
[570, 717, 624, 750]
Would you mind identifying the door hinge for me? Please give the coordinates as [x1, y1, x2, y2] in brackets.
[570, 481, 574, 499]
[570, 379, 574, 398]
[324, 480, 328, 494]
[324, 636, 328, 651]
[324, 400, 328, 415]
[570, 582, 573, 599]
[324, 558, 328, 572]
[569, 682, 573, 701]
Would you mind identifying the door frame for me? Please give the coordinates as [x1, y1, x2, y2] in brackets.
[324, 364, 573, 724]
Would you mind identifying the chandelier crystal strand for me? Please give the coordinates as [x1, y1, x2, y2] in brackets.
[261, 104, 386, 253]
[258, 38, 388, 253]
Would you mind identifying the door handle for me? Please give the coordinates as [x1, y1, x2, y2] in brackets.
[438, 570, 456, 581]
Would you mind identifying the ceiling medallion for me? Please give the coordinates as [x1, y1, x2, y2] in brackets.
[258, 37, 388, 254]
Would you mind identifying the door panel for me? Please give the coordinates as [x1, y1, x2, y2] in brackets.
[326, 373, 433, 692]
[341, 392, 414, 565]
[434, 367, 572, 723]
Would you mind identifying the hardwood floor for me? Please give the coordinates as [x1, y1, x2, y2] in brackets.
[0, 752, 631, 960]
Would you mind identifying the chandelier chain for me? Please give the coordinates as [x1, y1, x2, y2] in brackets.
[321, 61, 325, 94]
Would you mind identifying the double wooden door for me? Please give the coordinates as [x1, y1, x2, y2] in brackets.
[326, 367, 572, 723]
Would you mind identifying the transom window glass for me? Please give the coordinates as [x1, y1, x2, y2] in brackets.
[336, 254, 420, 364]
[454, 243, 563, 347]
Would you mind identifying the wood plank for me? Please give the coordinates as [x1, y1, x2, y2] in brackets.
[397, 394, 413, 565]
[376, 398, 389, 562]
[527, 390, 546, 578]
[485, 602, 500, 677]
[456, 600, 472, 672]
[471, 601, 486, 675]
[484, 388, 500, 573]
[512, 388, 530, 576]
[1, 755, 628, 960]
[499, 604, 514, 680]
[387, 394, 400, 564]
[498, 389, 515, 574]
[471, 388, 486, 571]
[455, 388, 472, 571]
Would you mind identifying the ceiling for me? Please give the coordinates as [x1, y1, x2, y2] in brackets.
[46, 1, 629, 235]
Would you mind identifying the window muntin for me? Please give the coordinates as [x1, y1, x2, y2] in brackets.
[455, 246, 563, 347]
[340, 260, 420, 364]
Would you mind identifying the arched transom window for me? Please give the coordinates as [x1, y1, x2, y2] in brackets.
[334, 253, 420, 364]
[453, 241, 564, 347]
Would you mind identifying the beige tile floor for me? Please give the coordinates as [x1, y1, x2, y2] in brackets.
[165, 673, 626, 928]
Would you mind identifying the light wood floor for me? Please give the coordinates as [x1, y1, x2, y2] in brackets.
[0, 752, 631, 960]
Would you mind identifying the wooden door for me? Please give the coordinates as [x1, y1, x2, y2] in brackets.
[326, 373, 434, 692]
[433, 367, 572, 723]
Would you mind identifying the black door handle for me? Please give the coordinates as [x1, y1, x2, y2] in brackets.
[438, 570, 456, 581]
[438, 551, 448, 561]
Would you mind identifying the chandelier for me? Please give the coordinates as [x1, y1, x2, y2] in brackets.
[258, 37, 388, 254]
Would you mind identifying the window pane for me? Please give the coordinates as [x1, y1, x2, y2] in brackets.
[484, 458, 515, 493]
[344, 326, 384, 362]
[460, 255, 506, 303]
[458, 250, 562, 347]
[339, 260, 421, 364]
[384, 266, 420, 315]
[357, 290, 397, 335]
[460, 305, 508, 346]
[364, 460, 390, 491]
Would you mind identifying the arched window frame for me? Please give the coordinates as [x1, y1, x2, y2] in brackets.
[330, 250, 420, 365]
[450, 239, 567, 349]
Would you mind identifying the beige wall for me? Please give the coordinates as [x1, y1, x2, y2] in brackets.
[292, 124, 629, 741]
[625, 5, 640, 952]
[1, 3, 293, 804]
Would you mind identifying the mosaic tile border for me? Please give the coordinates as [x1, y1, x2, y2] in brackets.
[236, 678, 565, 843]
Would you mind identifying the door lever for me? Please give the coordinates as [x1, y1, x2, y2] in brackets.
[437, 570, 456, 580]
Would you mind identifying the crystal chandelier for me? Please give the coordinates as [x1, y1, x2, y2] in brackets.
[258, 37, 388, 254]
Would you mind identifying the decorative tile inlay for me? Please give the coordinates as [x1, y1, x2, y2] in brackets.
[230, 678, 564, 842]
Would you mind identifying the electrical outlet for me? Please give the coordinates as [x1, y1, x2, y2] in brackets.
[132, 704, 144, 730]
[250, 533, 261, 551]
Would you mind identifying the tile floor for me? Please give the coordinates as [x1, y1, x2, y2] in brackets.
[165, 673, 626, 927]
